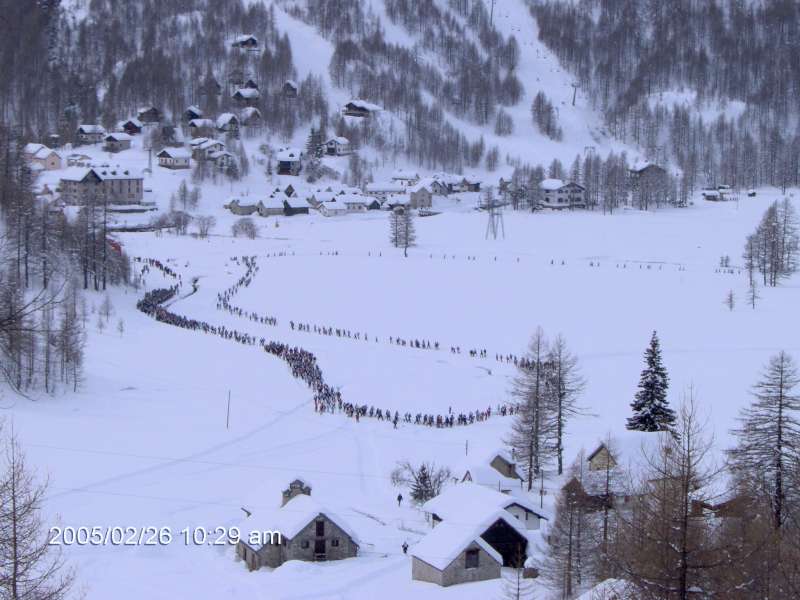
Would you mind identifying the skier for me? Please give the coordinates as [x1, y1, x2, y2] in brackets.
[402, 541, 409, 555]
[397, 493, 403, 507]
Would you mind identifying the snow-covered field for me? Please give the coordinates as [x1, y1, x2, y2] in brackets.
[8, 171, 800, 598]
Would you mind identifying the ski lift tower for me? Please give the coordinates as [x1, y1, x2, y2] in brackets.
[484, 186, 505, 240]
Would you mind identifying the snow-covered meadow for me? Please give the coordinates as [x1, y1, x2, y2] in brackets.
[7, 181, 800, 598]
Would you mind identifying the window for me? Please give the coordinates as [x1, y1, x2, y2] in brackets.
[315, 521, 325, 536]
[465, 549, 479, 569]
[301, 540, 309, 549]
[331, 539, 339, 547]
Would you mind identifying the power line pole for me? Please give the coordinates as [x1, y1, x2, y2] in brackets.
[571, 81, 579, 106]
[226, 390, 231, 430]
[484, 186, 505, 240]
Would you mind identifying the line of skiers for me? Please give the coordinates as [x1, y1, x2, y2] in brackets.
[135, 255, 519, 431]
[216, 255, 535, 367]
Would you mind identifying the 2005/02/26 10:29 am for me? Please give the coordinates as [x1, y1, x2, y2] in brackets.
[48, 526, 245, 546]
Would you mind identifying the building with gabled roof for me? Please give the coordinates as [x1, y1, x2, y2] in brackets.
[118, 118, 143, 135]
[157, 148, 191, 170]
[424, 483, 545, 532]
[410, 521, 503, 587]
[76, 124, 106, 145]
[276, 147, 303, 175]
[24, 143, 62, 170]
[235, 491, 359, 570]
[184, 106, 203, 121]
[231, 34, 258, 49]
[343, 99, 381, 117]
[103, 132, 132, 153]
[216, 113, 239, 136]
[325, 136, 351, 156]
[137, 106, 161, 123]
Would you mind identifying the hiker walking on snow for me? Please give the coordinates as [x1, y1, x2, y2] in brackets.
[397, 493, 403, 507]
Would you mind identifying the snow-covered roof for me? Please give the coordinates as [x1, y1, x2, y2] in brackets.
[25, 144, 59, 160]
[326, 136, 349, 145]
[137, 106, 157, 114]
[365, 182, 405, 193]
[105, 132, 132, 142]
[321, 200, 347, 212]
[189, 119, 215, 129]
[233, 34, 257, 44]
[423, 483, 543, 523]
[208, 150, 234, 160]
[259, 196, 286, 210]
[59, 167, 97, 182]
[284, 197, 308, 209]
[24, 143, 46, 155]
[78, 124, 105, 134]
[408, 177, 437, 193]
[234, 88, 260, 99]
[284, 79, 297, 89]
[540, 178, 565, 191]
[463, 465, 523, 491]
[157, 148, 191, 159]
[216, 113, 238, 128]
[345, 99, 382, 112]
[189, 137, 209, 146]
[119, 118, 143, 128]
[276, 148, 302, 162]
[410, 520, 502, 571]
[386, 194, 410, 205]
[463, 174, 481, 184]
[391, 169, 419, 180]
[197, 139, 224, 151]
[185, 105, 203, 116]
[340, 194, 367, 205]
[95, 167, 142, 181]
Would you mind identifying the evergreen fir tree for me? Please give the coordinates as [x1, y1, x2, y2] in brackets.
[410, 463, 431, 502]
[627, 331, 674, 431]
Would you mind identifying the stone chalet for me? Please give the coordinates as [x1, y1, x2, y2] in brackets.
[59, 167, 143, 205]
[236, 483, 358, 570]
[414, 484, 538, 587]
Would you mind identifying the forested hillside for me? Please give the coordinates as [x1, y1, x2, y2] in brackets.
[533, 0, 800, 191]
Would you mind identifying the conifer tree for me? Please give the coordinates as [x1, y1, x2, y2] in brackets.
[627, 331, 674, 432]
